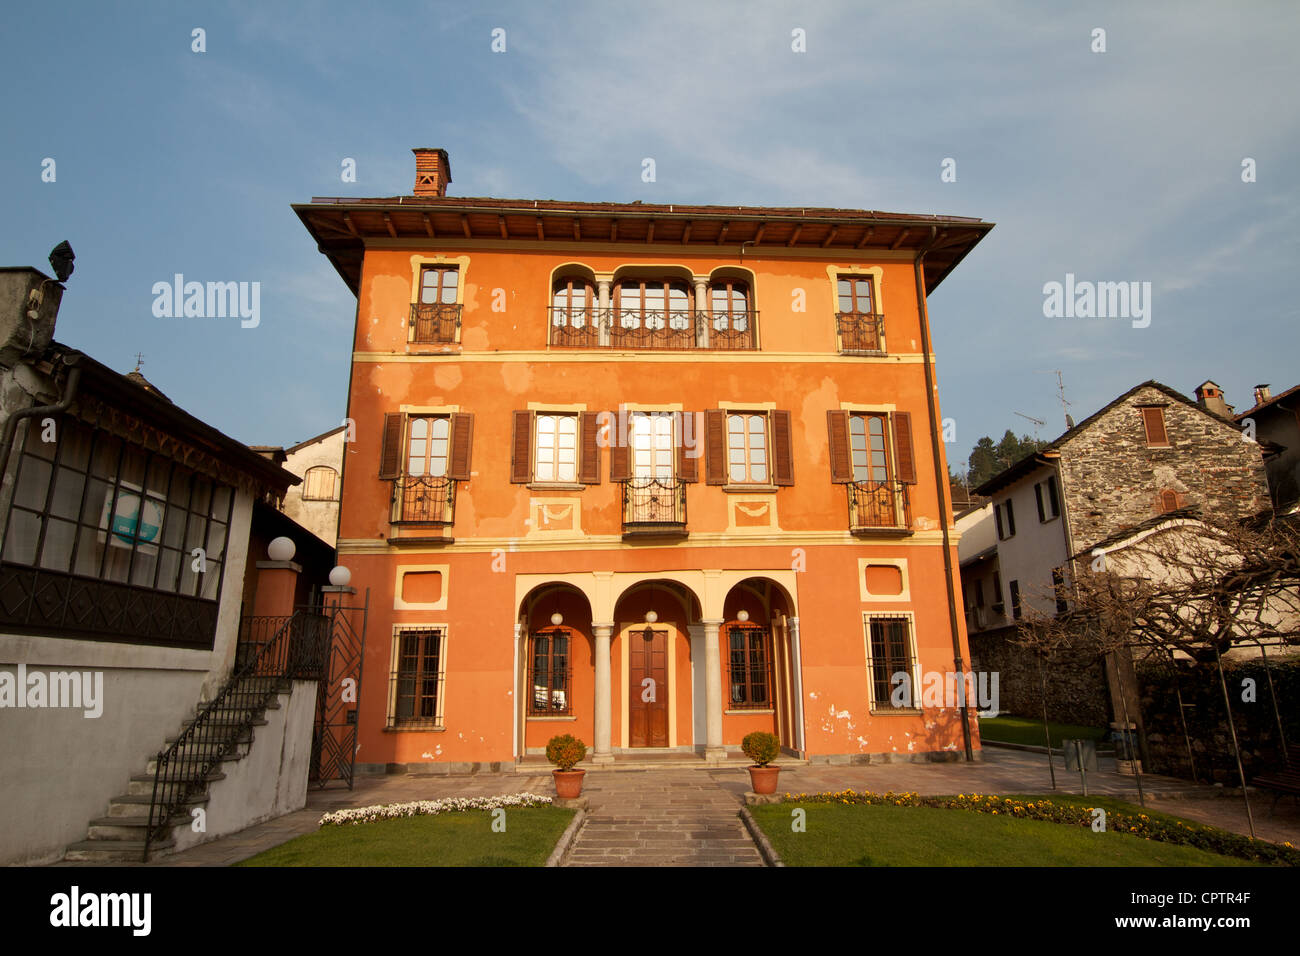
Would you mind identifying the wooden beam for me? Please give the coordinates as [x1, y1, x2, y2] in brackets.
[821, 225, 839, 248]
[786, 224, 803, 247]
[646, 221, 655, 243]
[716, 222, 730, 245]
[890, 228, 911, 250]
[498, 215, 509, 239]
[573, 218, 581, 240]
[461, 214, 472, 238]
[536, 217, 545, 240]
[342, 212, 359, 237]
[382, 212, 397, 238]
[682, 221, 692, 243]
[856, 226, 875, 248]
[611, 220, 618, 242]
[422, 213, 435, 238]
[754, 223, 766, 244]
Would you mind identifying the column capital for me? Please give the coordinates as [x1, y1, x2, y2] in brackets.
[591, 622, 616, 632]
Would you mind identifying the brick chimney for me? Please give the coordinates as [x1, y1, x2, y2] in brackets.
[1253, 384, 1272, 407]
[412, 148, 452, 198]
[1194, 380, 1234, 418]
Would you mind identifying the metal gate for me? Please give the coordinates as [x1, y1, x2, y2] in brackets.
[309, 590, 369, 788]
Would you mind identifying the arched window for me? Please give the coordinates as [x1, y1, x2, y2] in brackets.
[1160, 489, 1180, 513]
[551, 276, 595, 328]
[301, 466, 339, 501]
[615, 279, 692, 330]
[709, 278, 750, 332]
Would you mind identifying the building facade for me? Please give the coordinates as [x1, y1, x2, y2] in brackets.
[295, 149, 992, 770]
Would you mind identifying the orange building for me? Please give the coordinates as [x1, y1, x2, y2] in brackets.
[294, 149, 993, 771]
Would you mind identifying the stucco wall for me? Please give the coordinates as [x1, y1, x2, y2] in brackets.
[281, 429, 344, 546]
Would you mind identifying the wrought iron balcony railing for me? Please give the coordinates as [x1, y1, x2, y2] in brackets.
[391, 474, 457, 525]
[835, 312, 886, 354]
[410, 302, 462, 345]
[847, 479, 911, 533]
[621, 476, 687, 533]
[549, 308, 757, 351]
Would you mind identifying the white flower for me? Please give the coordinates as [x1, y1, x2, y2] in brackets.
[318, 792, 553, 827]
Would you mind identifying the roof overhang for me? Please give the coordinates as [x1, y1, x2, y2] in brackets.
[293, 196, 994, 298]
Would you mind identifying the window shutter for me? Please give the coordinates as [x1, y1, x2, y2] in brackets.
[1006, 499, 1016, 536]
[677, 412, 699, 483]
[510, 410, 532, 483]
[609, 414, 630, 482]
[705, 410, 726, 485]
[891, 412, 916, 483]
[579, 412, 601, 485]
[995, 504, 1004, 540]
[826, 410, 852, 483]
[1035, 483, 1045, 522]
[772, 410, 794, 486]
[1142, 407, 1168, 445]
[379, 413, 404, 479]
[1048, 475, 1060, 516]
[448, 413, 474, 481]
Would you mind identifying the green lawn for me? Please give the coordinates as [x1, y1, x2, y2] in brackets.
[750, 802, 1259, 867]
[235, 806, 576, 867]
[978, 715, 1109, 748]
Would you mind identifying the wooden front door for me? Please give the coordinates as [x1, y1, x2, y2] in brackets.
[628, 627, 669, 747]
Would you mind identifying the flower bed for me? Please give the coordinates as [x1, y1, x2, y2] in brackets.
[782, 789, 1300, 866]
[320, 793, 553, 827]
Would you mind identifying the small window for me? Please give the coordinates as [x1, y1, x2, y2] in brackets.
[529, 629, 571, 716]
[1141, 406, 1170, 447]
[996, 499, 1016, 539]
[389, 627, 445, 728]
[726, 412, 769, 484]
[726, 624, 772, 709]
[419, 266, 459, 305]
[866, 614, 917, 710]
[1160, 489, 1180, 513]
[534, 414, 579, 483]
[1035, 476, 1060, 522]
[836, 275, 882, 352]
[992, 571, 1004, 611]
[301, 466, 338, 501]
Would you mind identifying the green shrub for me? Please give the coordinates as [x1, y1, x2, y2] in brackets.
[742, 731, 780, 767]
[545, 734, 586, 771]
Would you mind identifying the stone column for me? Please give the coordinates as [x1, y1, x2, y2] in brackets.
[596, 279, 612, 347]
[693, 277, 710, 348]
[592, 622, 614, 764]
[788, 616, 806, 754]
[703, 619, 726, 762]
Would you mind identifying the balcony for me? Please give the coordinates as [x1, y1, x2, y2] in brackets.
[389, 475, 457, 543]
[621, 477, 688, 538]
[549, 308, 757, 351]
[847, 479, 912, 535]
[835, 312, 885, 354]
[409, 303, 462, 345]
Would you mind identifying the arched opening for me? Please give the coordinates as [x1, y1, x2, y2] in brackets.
[517, 583, 595, 757]
[721, 577, 799, 752]
[611, 579, 701, 750]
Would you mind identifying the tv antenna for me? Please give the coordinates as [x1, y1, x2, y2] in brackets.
[1037, 369, 1074, 429]
[1014, 410, 1046, 444]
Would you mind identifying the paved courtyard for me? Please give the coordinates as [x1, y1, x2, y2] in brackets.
[49, 748, 1300, 867]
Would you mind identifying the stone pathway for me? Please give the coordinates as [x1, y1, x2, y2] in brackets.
[561, 769, 763, 867]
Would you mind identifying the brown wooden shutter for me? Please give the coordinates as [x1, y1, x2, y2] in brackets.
[826, 410, 852, 483]
[1142, 407, 1168, 446]
[379, 413, 404, 479]
[772, 410, 794, 486]
[891, 412, 916, 483]
[705, 409, 727, 485]
[677, 412, 699, 483]
[510, 410, 532, 483]
[609, 413, 630, 481]
[579, 412, 601, 484]
[1034, 482, 1045, 522]
[448, 413, 474, 480]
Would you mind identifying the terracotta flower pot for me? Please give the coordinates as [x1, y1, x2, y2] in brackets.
[553, 768, 586, 798]
[748, 765, 780, 795]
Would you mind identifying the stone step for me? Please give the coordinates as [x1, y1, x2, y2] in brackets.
[127, 770, 226, 796]
[87, 814, 188, 841]
[65, 838, 174, 863]
[164, 721, 265, 746]
[106, 792, 210, 818]
[146, 747, 246, 777]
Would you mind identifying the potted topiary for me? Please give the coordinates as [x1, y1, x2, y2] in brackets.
[546, 733, 587, 798]
[742, 731, 781, 794]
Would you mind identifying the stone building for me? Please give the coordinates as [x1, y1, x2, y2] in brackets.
[1233, 382, 1300, 513]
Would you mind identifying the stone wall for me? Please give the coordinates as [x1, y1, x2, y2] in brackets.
[1059, 384, 1271, 552]
[968, 627, 1110, 727]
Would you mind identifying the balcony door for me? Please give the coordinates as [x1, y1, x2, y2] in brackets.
[849, 413, 898, 526]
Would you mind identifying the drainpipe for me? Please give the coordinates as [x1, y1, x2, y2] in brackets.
[0, 353, 82, 482]
[912, 228, 974, 760]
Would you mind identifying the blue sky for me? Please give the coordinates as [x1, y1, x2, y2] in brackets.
[2, 1, 1296, 473]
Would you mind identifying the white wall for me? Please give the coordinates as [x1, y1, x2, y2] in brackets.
[988, 464, 1070, 618]
[280, 429, 344, 546]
